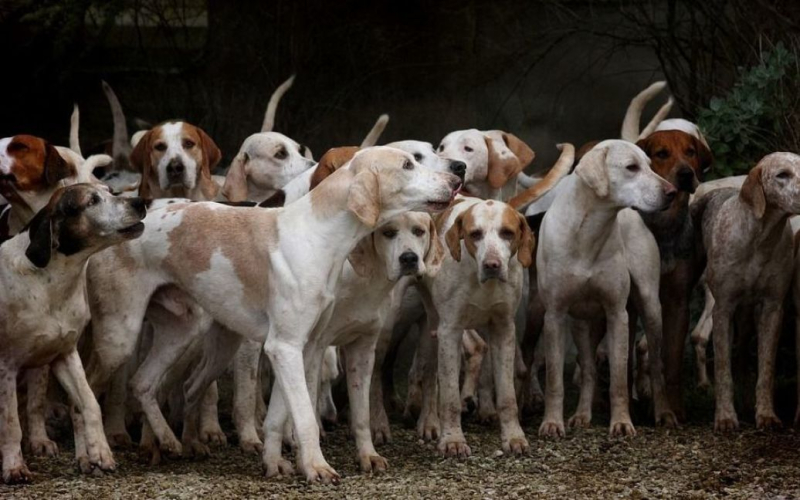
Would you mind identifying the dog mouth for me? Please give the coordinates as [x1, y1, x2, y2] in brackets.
[118, 221, 145, 237]
[426, 200, 451, 211]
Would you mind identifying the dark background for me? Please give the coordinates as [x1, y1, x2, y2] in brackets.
[0, 0, 797, 171]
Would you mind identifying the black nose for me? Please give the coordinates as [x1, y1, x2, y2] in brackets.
[449, 161, 467, 180]
[130, 197, 147, 218]
[167, 160, 184, 178]
[399, 252, 419, 268]
[677, 166, 695, 192]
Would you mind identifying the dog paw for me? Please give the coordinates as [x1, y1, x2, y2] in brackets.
[29, 437, 59, 457]
[106, 431, 133, 449]
[461, 396, 477, 414]
[416, 412, 440, 442]
[657, 410, 679, 429]
[85, 444, 116, 474]
[539, 420, 565, 438]
[182, 439, 211, 459]
[302, 461, 340, 485]
[502, 436, 529, 456]
[568, 412, 592, 429]
[138, 442, 162, 466]
[609, 420, 636, 438]
[3, 463, 32, 484]
[372, 424, 392, 446]
[239, 438, 263, 455]
[714, 412, 739, 433]
[359, 453, 389, 473]
[756, 412, 782, 431]
[159, 435, 183, 459]
[264, 458, 295, 478]
[437, 437, 471, 458]
[200, 428, 227, 447]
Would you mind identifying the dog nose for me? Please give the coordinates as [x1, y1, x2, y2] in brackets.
[449, 161, 467, 180]
[664, 183, 677, 202]
[677, 166, 695, 192]
[167, 160, 184, 178]
[399, 252, 419, 268]
[483, 259, 501, 271]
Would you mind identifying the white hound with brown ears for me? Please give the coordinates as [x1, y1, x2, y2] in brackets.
[82, 147, 461, 483]
[0, 184, 146, 484]
[537, 140, 677, 438]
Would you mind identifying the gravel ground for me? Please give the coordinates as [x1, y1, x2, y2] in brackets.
[3, 408, 800, 499]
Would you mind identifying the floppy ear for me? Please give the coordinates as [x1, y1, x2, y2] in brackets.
[575, 146, 609, 198]
[25, 207, 57, 268]
[195, 128, 221, 199]
[43, 143, 73, 186]
[503, 133, 535, 170]
[222, 152, 249, 202]
[347, 168, 380, 227]
[444, 213, 464, 262]
[740, 164, 766, 219]
[634, 136, 653, 156]
[347, 234, 379, 277]
[485, 135, 526, 190]
[130, 129, 154, 197]
[695, 136, 713, 179]
[423, 215, 446, 276]
[514, 211, 534, 268]
[311, 146, 359, 190]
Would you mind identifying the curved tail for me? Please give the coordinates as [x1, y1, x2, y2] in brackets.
[101, 80, 132, 168]
[508, 143, 575, 211]
[638, 97, 675, 140]
[621, 81, 668, 142]
[69, 104, 81, 156]
[261, 74, 296, 133]
[360, 114, 389, 147]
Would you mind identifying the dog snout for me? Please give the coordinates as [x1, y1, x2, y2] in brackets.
[676, 166, 696, 193]
[449, 160, 467, 181]
[446, 173, 462, 192]
[166, 159, 185, 179]
[663, 183, 677, 204]
[481, 258, 502, 280]
[399, 251, 419, 273]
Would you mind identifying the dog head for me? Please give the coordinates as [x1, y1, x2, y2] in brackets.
[740, 152, 800, 219]
[445, 200, 533, 283]
[345, 147, 462, 228]
[24, 183, 146, 268]
[575, 140, 676, 213]
[0, 135, 76, 212]
[387, 140, 466, 181]
[636, 130, 712, 194]
[130, 122, 221, 199]
[348, 212, 444, 280]
[437, 129, 534, 196]
[222, 132, 315, 202]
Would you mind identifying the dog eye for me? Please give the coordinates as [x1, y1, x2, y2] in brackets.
[275, 148, 287, 160]
[154, 142, 167, 152]
[382, 229, 398, 239]
[464, 146, 473, 153]
[87, 193, 101, 206]
[438, 144, 445, 152]
[469, 230, 483, 240]
[626, 164, 640, 172]
[685, 148, 696, 158]
[655, 150, 669, 160]
[412, 227, 425, 237]
[182, 139, 195, 149]
[413, 153, 423, 162]
[777, 170, 792, 179]
[403, 160, 413, 170]
[499, 228, 515, 240]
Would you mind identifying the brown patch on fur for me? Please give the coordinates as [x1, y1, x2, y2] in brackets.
[0, 135, 74, 197]
[310, 147, 359, 190]
[434, 197, 465, 235]
[501, 205, 534, 267]
[740, 164, 766, 219]
[485, 135, 529, 190]
[636, 130, 712, 190]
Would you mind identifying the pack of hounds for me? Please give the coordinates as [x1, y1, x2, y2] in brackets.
[1, 77, 798, 485]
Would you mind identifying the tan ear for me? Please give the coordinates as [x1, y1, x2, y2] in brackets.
[195, 127, 221, 199]
[43, 142, 74, 186]
[130, 130, 154, 198]
[575, 146, 609, 198]
[503, 133, 535, 170]
[695, 136, 713, 178]
[347, 168, 380, 227]
[311, 146, 359, 190]
[444, 213, 464, 262]
[514, 211, 534, 268]
[348, 233, 378, 277]
[740, 164, 766, 219]
[222, 152, 249, 201]
[423, 215, 446, 276]
[485, 135, 523, 189]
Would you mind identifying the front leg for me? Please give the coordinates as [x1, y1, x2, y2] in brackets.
[51, 349, 116, 475]
[489, 318, 528, 455]
[605, 308, 635, 437]
[1, 363, 29, 484]
[712, 303, 738, 432]
[436, 324, 470, 458]
[568, 320, 595, 429]
[755, 302, 783, 429]
[343, 335, 388, 473]
[25, 367, 59, 457]
[262, 382, 294, 478]
[539, 309, 568, 438]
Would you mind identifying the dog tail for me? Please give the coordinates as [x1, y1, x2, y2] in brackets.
[262, 74, 295, 133]
[69, 103, 82, 156]
[638, 97, 675, 140]
[102, 80, 132, 170]
[508, 143, 574, 211]
[621, 81, 668, 142]
[360, 114, 390, 148]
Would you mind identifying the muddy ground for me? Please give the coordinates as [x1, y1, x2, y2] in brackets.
[3, 386, 800, 499]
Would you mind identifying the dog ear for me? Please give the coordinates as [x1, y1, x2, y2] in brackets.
[222, 152, 249, 202]
[422, 215, 446, 276]
[311, 147, 359, 190]
[25, 205, 58, 268]
[740, 164, 766, 219]
[347, 168, 380, 227]
[513, 211, 535, 268]
[694, 136, 713, 180]
[348, 233, 378, 277]
[43, 142, 73, 186]
[130, 129, 154, 198]
[485, 135, 527, 190]
[503, 133, 535, 170]
[444, 212, 464, 262]
[196, 127, 221, 199]
[575, 146, 609, 198]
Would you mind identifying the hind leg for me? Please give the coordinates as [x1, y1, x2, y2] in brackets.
[25, 367, 59, 457]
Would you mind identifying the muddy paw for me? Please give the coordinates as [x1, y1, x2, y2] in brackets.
[657, 411, 679, 429]
[437, 438, 471, 458]
[756, 412, 782, 431]
[29, 437, 59, 457]
[609, 420, 636, 438]
[417, 414, 440, 442]
[239, 439, 263, 455]
[138, 442, 162, 466]
[182, 439, 211, 459]
[359, 454, 389, 473]
[3, 463, 33, 484]
[200, 428, 227, 447]
[264, 458, 295, 478]
[502, 436, 529, 456]
[303, 462, 340, 485]
[477, 406, 498, 425]
[714, 413, 739, 433]
[372, 425, 392, 446]
[106, 431, 133, 449]
[568, 413, 592, 429]
[539, 420, 565, 438]
[160, 435, 183, 459]
[87, 446, 116, 474]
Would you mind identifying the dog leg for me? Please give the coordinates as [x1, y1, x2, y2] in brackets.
[343, 335, 388, 473]
[415, 326, 440, 442]
[262, 382, 294, 477]
[606, 308, 635, 437]
[755, 303, 783, 429]
[712, 303, 738, 432]
[199, 382, 227, 446]
[569, 320, 595, 429]
[1, 363, 30, 484]
[476, 337, 497, 424]
[51, 348, 116, 475]
[436, 324, 470, 458]
[539, 310, 568, 438]
[490, 317, 528, 456]
[370, 322, 392, 445]
[103, 364, 132, 448]
[691, 283, 714, 389]
[25, 367, 59, 457]
[233, 338, 263, 454]
[460, 329, 486, 414]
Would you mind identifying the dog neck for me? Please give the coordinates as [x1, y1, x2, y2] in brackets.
[639, 191, 693, 269]
[555, 176, 622, 256]
[733, 199, 792, 249]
